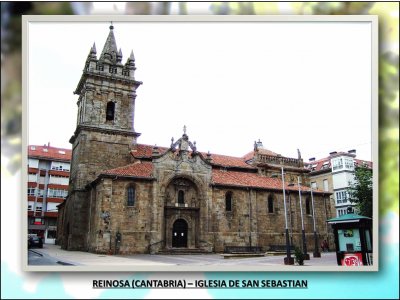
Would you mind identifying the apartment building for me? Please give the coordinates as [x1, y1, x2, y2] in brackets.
[306, 150, 372, 217]
[27, 144, 71, 244]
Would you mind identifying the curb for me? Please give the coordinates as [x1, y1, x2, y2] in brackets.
[29, 248, 76, 266]
[57, 261, 75, 266]
[221, 253, 265, 259]
[29, 249, 43, 257]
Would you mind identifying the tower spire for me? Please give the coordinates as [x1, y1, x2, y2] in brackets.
[125, 50, 136, 71]
[91, 42, 96, 54]
[129, 50, 135, 61]
[99, 23, 118, 63]
[116, 48, 123, 64]
[89, 42, 97, 60]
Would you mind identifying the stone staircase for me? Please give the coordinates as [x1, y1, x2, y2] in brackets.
[156, 248, 213, 255]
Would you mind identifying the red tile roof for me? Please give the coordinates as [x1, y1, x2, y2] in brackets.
[306, 157, 331, 172]
[212, 169, 325, 193]
[28, 145, 71, 161]
[306, 155, 372, 172]
[354, 159, 373, 169]
[101, 160, 325, 193]
[130, 144, 168, 158]
[131, 144, 255, 169]
[102, 161, 153, 178]
[242, 148, 279, 161]
[203, 153, 255, 169]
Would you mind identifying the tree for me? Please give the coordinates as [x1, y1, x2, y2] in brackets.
[347, 166, 373, 217]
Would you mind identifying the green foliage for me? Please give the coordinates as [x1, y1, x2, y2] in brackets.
[380, 52, 399, 128]
[380, 131, 399, 214]
[348, 166, 373, 217]
[294, 247, 304, 266]
[299, 2, 374, 15]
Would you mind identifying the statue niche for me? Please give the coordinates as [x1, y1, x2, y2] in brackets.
[165, 177, 199, 208]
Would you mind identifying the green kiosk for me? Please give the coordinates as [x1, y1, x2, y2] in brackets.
[327, 213, 373, 266]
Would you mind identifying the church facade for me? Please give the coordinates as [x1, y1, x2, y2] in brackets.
[58, 26, 335, 254]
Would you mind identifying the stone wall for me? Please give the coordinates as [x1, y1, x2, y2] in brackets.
[210, 186, 334, 253]
[70, 130, 135, 190]
[255, 190, 286, 249]
[63, 168, 335, 254]
[210, 187, 252, 252]
[62, 128, 136, 251]
[87, 178, 154, 254]
[79, 81, 137, 132]
[61, 189, 89, 250]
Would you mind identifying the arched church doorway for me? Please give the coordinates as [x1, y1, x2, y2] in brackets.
[172, 219, 188, 248]
[164, 176, 202, 249]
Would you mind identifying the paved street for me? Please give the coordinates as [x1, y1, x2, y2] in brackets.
[28, 249, 68, 266]
[28, 244, 337, 267]
[125, 252, 337, 266]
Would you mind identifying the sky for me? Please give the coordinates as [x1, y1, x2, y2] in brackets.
[28, 20, 373, 161]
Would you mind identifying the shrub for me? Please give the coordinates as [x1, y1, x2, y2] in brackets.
[294, 247, 304, 265]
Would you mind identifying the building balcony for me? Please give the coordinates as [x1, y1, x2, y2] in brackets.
[28, 182, 38, 188]
[28, 167, 39, 173]
[44, 211, 58, 218]
[48, 169, 70, 177]
[46, 197, 65, 203]
[27, 196, 44, 202]
[47, 183, 68, 189]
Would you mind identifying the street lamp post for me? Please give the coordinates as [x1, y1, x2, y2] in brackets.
[297, 176, 310, 260]
[310, 185, 321, 258]
[281, 167, 294, 265]
[288, 192, 294, 247]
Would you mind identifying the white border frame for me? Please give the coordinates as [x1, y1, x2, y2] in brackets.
[22, 15, 379, 272]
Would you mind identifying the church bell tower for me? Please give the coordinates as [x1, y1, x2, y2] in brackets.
[72, 24, 142, 138]
[64, 25, 142, 250]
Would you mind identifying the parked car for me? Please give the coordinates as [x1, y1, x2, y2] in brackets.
[28, 235, 43, 248]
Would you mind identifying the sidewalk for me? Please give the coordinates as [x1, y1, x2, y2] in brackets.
[30, 244, 174, 266]
[30, 244, 338, 267]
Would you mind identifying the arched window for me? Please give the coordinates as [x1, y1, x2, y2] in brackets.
[127, 185, 135, 206]
[305, 197, 311, 215]
[225, 192, 232, 212]
[178, 190, 184, 204]
[106, 101, 115, 121]
[268, 194, 274, 213]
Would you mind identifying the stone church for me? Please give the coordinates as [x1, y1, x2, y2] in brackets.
[58, 26, 335, 254]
